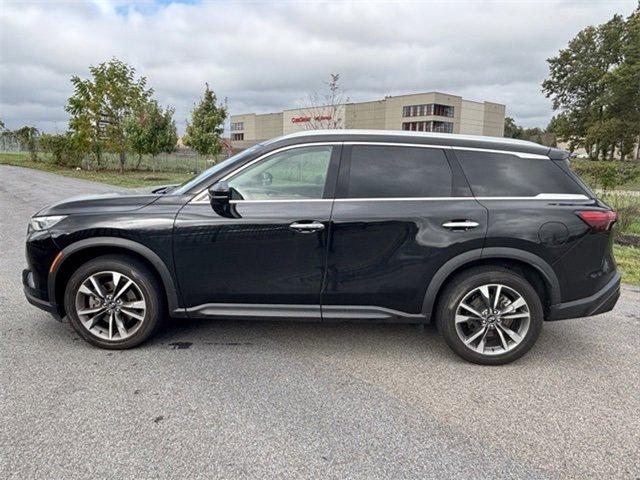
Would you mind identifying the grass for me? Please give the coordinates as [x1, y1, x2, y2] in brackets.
[614, 245, 640, 286]
[0, 152, 192, 188]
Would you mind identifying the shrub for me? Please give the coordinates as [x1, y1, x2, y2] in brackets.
[571, 160, 640, 192]
[39, 133, 85, 168]
[601, 193, 640, 238]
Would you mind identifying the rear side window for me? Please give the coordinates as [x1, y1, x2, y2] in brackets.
[343, 145, 452, 198]
[456, 151, 585, 197]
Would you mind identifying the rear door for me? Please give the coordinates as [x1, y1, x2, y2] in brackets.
[322, 142, 488, 318]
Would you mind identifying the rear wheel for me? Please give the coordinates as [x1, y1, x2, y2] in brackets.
[436, 266, 543, 365]
[64, 255, 164, 349]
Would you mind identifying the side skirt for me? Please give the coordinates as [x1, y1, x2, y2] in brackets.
[173, 304, 427, 324]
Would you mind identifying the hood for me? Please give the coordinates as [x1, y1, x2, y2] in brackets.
[35, 192, 161, 216]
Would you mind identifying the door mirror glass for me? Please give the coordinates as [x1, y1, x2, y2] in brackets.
[208, 181, 230, 206]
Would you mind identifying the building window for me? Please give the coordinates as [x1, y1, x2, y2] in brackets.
[230, 122, 244, 131]
[232, 133, 244, 141]
[402, 121, 453, 133]
[402, 103, 454, 118]
[431, 121, 453, 133]
[433, 104, 454, 117]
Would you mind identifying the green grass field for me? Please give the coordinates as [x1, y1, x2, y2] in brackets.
[0, 152, 192, 188]
[614, 245, 640, 285]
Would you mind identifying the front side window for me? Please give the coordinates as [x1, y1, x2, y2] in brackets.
[456, 151, 585, 197]
[227, 146, 333, 200]
[342, 145, 452, 198]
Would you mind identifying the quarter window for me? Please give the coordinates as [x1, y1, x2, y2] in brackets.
[342, 145, 452, 198]
[227, 146, 333, 200]
[456, 151, 585, 197]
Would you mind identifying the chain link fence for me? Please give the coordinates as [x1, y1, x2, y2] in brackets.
[1, 144, 229, 175]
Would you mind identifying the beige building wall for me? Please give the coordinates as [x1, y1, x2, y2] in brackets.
[230, 91, 506, 148]
[255, 113, 283, 139]
[482, 102, 506, 136]
[381, 92, 463, 133]
[459, 100, 486, 135]
[230, 113, 256, 141]
[345, 100, 386, 130]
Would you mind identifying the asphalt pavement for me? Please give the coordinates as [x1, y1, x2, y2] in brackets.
[1, 164, 638, 479]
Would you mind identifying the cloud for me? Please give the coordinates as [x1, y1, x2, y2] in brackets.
[0, 0, 636, 133]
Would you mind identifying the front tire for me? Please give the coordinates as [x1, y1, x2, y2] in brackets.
[436, 266, 543, 365]
[64, 254, 164, 349]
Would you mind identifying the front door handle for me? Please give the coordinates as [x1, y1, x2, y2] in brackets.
[289, 221, 325, 233]
[442, 220, 480, 230]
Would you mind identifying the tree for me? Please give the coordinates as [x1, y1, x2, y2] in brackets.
[124, 100, 178, 171]
[504, 117, 523, 139]
[183, 83, 227, 158]
[13, 126, 39, 161]
[543, 7, 639, 159]
[66, 58, 153, 171]
[504, 117, 556, 147]
[305, 73, 348, 130]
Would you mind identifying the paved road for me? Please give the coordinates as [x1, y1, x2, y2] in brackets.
[1, 165, 638, 479]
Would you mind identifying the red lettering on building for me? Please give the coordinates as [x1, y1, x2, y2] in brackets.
[291, 114, 332, 123]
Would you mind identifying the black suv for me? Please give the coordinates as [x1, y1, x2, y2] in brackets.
[23, 130, 620, 364]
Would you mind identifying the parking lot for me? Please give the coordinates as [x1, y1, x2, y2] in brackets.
[1, 164, 638, 479]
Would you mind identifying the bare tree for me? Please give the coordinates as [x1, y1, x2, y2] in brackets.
[303, 74, 348, 130]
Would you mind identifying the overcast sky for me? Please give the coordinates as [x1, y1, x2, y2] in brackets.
[1, 0, 636, 134]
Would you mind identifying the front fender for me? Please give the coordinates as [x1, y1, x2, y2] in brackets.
[48, 237, 181, 314]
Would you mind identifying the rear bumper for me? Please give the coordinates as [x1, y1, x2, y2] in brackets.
[22, 269, 62, 321]
[547, 272, 621, 321]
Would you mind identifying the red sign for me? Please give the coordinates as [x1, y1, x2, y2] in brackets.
[291, 114, 332, 124]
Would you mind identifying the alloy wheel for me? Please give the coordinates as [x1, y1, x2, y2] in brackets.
[454, 283, 530, 356]
[74, 271, 147, 341]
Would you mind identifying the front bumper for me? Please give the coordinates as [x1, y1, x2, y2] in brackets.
[22, 269, 62, 321]
[547, 271, 621, 321]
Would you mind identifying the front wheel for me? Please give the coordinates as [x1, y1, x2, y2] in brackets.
[436, 266, 543, 365]
[64, 255, 164, 349]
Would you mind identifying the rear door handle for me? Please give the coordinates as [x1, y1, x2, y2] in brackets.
[289, 221, 325, 233]
[442, 220, 479, 230]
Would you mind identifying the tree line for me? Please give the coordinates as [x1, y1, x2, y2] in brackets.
[0, 58, 228, 172]
[542, 4, 640, 160]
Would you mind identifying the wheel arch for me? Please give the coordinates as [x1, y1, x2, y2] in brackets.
[422, 248, 561, 320]
[49, 237, 181, 317]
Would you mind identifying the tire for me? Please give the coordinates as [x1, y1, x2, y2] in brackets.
[64, 254, 165, 349]
[436, 266, 543, 365]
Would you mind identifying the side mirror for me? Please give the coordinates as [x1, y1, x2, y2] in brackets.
[208, 181, 230, 206]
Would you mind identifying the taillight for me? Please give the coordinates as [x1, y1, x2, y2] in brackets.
[576, 210, 617, 231]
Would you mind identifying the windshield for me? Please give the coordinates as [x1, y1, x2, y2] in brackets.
[171, 144, 263, 195]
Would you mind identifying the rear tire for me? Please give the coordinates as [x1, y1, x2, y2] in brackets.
[64, 254, 165, 349]
[436, 266, 543, 365]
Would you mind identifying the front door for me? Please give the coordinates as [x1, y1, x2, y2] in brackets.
[174, 144, 340, 318]
[322, 143, 488, 317]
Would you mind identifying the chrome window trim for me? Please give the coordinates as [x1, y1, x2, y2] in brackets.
[343, 141, 449, 150]
[190, 193, 590, 205]
[451, 146, 549, 160]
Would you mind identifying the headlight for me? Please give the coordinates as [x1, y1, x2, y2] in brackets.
[28, 215, 67, 232]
